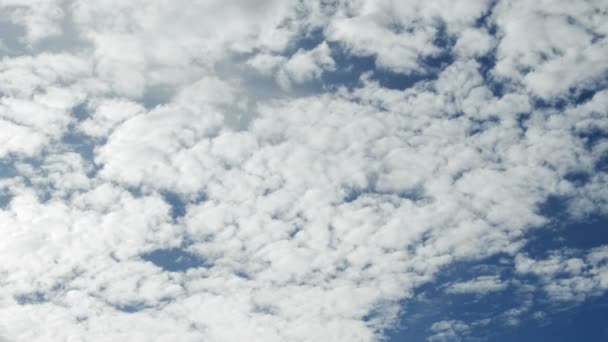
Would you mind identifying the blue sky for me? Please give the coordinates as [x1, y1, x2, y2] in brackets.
[0, 1, 607, 341]
[384, 215, 608, 341]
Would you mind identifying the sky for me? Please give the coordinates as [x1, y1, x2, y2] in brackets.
[0, 0, 607, 341]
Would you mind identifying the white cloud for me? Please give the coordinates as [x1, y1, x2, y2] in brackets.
[79, 98, 146, 138]
[515, 246, 608, 303]
[248, 42, 336, 90]
[277, 42, 336, 89]
[453, 28, 495, 59]
[492, 0, 608, 98]
[446, 275, 508, 295]
[428, 320, 470, 342]
[325, 0, 491, 73]
[0, 1, 607, 341]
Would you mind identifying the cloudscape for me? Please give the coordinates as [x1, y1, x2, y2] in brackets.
[0, 1, 607, 341]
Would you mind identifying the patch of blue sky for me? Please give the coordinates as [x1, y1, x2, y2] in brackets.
[161, 191, 187, 220]
[533, 198, 608, 255]
[111, 301, 158, 314]
[141, 248, 210, 272]
[533, 84, 608, 111]
[142, 84, 175, 109]
[61, 130, 98, 164]
[71, 102, 89, 121]
[476, 53, 506, 98]
[14, 291, 47, 305]
[0, 158, 18, 179]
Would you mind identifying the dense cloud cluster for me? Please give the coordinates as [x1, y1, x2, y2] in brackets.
[0, 0, 607, 341]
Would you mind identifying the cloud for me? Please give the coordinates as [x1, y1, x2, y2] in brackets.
[445, 275, 508, 295]
[325, 0, 491, 74]
[515, 246, 608, 303]
[492, 0, 608, 99]
[0, 1, 606, 341]
[428, 320, 471, 342]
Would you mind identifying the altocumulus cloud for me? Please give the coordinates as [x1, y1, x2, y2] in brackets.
[0, 0, 607, 341]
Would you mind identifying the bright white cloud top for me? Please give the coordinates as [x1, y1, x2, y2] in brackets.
[0, 1, 607, 341]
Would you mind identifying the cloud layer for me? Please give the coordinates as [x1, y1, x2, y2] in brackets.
[0, 1, 607, 341]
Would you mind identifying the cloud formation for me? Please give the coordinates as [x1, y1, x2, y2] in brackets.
[0, 1, 607, 341]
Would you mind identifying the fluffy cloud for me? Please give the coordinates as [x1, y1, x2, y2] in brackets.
[492, 0, 608, 99]
[0, 1, 607, 341]
[515, 246, 608, 303]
